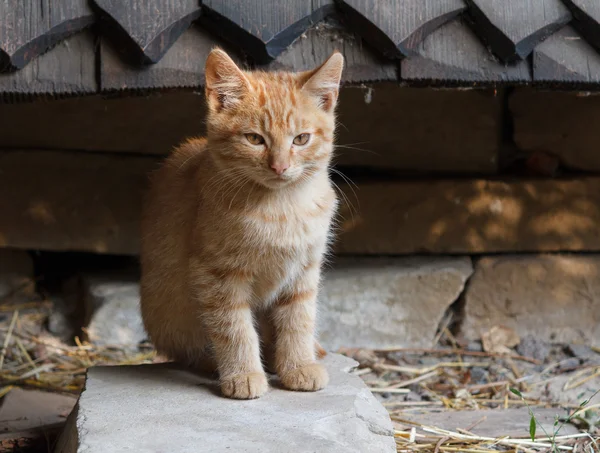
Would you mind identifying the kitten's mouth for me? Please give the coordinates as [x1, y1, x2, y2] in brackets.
[261, 173, 296, 188]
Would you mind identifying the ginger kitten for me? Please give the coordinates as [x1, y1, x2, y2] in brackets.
[140, 49, 343, 399]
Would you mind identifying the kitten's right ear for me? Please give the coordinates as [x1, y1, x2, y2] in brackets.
[204, 49, 251, 111]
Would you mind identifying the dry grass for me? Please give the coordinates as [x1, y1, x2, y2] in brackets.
[0, 302, 154, 397]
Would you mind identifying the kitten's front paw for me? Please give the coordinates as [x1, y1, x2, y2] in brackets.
[280, 363, 329, 392]
[221, 372, 269, 399]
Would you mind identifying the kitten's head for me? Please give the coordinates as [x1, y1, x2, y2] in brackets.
[204, 48, 344, 189]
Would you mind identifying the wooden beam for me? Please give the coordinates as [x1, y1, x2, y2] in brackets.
[336, 177, 600, 254]
[0, 150, 158, 255]
[1, 150, 598, 256]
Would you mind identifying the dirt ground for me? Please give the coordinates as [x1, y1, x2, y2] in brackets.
[0, 289, 598, 453]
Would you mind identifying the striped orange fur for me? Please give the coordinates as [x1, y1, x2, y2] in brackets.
[140, 49, 343, 399]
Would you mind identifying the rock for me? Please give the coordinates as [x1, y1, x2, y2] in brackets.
[467, 341, 483, 352]
[80, 257, 472, 351]
[395, 408, 579, 438]
[82, 274, 147, 347]
[0, 388, 76, 433]
[567, 344, 600, 363]
[517, 335, 550, 362]
[469, 367, 489, 385]
[525, 372, 600, 408]
[460, 255, 600, 347]
[481, 325, 520, 355]
[0, 249, 34, 300]
[318, 257, 473, 350]
[54, 354, 395, 453]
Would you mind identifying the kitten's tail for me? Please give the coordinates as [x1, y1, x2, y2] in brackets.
[316, 342, 327, 359]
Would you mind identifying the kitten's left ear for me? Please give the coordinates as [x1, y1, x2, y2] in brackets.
[301, 51, 344, 112]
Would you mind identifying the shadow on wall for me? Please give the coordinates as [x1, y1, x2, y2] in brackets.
[334, 177, 600, 254]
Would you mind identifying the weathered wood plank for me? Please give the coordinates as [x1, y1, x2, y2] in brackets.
[0, 31, 96, 95]
[562, 0, 600, 51]
[465, 0, 572, 62]
[533, 25, 600, 83]
[266, 20, 397, 82]
[200, 0, 335, 64]
[401, 19, 531, 83]
[0, 150, 158, 255]
[334, 85, 501, 173]
[335, 0, 466, 58]
[0, 85, 501, 174]
[336, 178, 600, 254]
[511, 88, 600, 171]
[92, 0, 201, 65]
[2, 151, 599, 255]
[0, 92, 207, 153]
[0, 0, 95, 71]
[101, 25, 242, 91]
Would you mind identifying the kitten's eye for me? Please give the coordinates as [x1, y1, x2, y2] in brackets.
[245, 133, 265, 146]
[293, 133, 311, 146]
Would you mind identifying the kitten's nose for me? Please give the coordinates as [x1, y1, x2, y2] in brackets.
[270, 162, 289, 175]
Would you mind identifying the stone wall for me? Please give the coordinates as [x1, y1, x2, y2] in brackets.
[1, 85, 599, 348]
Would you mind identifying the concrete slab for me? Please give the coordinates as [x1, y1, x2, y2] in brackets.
[55, 354, 395, 453]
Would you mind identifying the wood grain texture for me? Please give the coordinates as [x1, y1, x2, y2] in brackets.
[200, 0, 335, 64]
[0, 31, 96, 95]
[401, 19, 531, 83]
[336, 178, 600, 254]
[563, 0, 600, 51]
[0, 150, 158, 254]
[511, 88, 600, 172]
[533, 25, 600, 83]
[266, 21, 397, 82]
[465, 0, 572, 62]
[0, 0, 94, 70]
[92, 0, 202, 65]
[335, 0, 466, 58]
[101, 25, 241, 91]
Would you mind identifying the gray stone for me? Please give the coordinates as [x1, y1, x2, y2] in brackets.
[525, 372, 600, 407]
[517, 335, 550, 362]
[81, 257, 472, 351]
[0, 387, 77, 433]
[567, 344, 600, 363]
[54, 354, 395, 453]
[83, 275, 147, 347]
[0, 249, 33, 300]
[460, 255, 600, 347]
[318, 257, 473, 350]
[396, 408, 579, 438]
